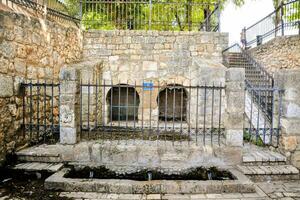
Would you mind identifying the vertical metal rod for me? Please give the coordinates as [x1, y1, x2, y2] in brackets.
[188, 82, 191, 144]
[263, 88, 267, 145]
[165, 85, 168, 133]
[36, 80, 40, 141]
[110, 81, 113, 137]
[29, 80, 33, 141]
[149, 0, 152, 30]
[157, 81, 160, 140]
[51, 80, 54, 141]
[102, 79, 106, 139]
[43, 80, 47, 143]
[196, 85, 199, 145]
[270, 89, 275, 143]
[172, 83, 175, 144]
[218, 86, 222, 146]
[256, 90, 261, 144]
[95, 77, 98, 130]
[141, 80, 144, 134]
[203, 85, 207, 146]
[249, 89, 253, 139]
[126, 81, 129, 129]
[22, 83, 26, 139]
[180, 84, 183, 142]
[277, 90, 283, 147]
[88, 79, 90, 139]
[58, 83, 60, 140]
[80, 79, 83, 139]
[134, 81, 137, 131]
[118, 82, 121, 127]
[149, 81, 152, 139]
[211, 84, 215, 145]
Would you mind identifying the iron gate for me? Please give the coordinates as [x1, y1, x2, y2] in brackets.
[79, 81, 225, 145]
[21, 81, 60, 145]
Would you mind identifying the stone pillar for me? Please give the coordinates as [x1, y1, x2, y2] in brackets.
[225, 68, 245, 147]
[276, 69, 300, 168]
[59, 67, 79, 144]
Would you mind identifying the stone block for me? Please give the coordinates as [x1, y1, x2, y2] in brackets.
[142, 61, 158, 71]
[281, 136, 298, 152]
[285, 102, 300, 118]
[226, 129, 243, 147]
[60, 127, 77, 144]
[59, 67, 78, 81]
[281, 118, 300, 135]
[291, 150, 300, 169]
[0, 74, 13, 97]
[225, 68, 245, 82]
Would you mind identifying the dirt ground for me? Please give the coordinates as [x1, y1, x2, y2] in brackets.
[0, 168, 71, 200]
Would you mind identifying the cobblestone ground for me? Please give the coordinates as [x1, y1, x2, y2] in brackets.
[55, 181, 300, 200]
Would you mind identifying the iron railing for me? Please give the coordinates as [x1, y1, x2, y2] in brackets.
[1, 0, 80, 23]
[80, 0, 221, 31]
[244, 85, 283, 147]
[79, 81, 225, 145]
[21, 81, 60, 145]
[245, 0, 300, 47]
[222, 44, 284, 147]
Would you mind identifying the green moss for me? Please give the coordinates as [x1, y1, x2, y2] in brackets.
[243, 130, 264, 147]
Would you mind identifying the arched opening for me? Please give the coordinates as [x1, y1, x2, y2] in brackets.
[158, 84, 188, 121]
[106, 84, 140, 121]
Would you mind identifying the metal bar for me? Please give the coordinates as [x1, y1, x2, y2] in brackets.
[172, 83, 175, 143]
[134, 80, 137, 130]
[88, 80, 90, 139]
[80, 79, 83, 139]
[102, 79, 106, 140]
[203, 85, 207, 146]
[157, 81, 160, 140]
[95, 77, 98, 129]
[149, 81, 152, 139]
[188, 82, 191, 144]
[126, 81, 128, 129]
[22, 83, 26, 139]
[43, 80, 47, 143]
[110, 81, 113, 137]
[196, 85, 199, 145]
[51, 80, 54, 141]
[29, 81, 33, 141]
[277, 90, 283, 147]
[256, 90, 261, 145]
[118, 82, 121, 127]
[37, 80, 40, 141]
[180, 83, 183, 142]
[211, 84, 214, 145]
[218, 85, 222, 146]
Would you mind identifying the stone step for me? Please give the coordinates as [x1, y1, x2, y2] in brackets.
[242, 149, 287, 165]
[16, 145, 62, 163]
[237, 165, 299, 175]
[13, 162, 64, 172]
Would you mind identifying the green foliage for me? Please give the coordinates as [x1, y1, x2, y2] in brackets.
[82, 12, 116, 30]
[243, 130, 264, 147]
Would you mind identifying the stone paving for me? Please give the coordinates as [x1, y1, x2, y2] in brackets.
[56, 180, 300, 200]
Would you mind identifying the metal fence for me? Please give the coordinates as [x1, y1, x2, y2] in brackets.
[80, 0, 221, 31]
[245, 0, 300, 47]
[21, 81, 60, 145]
[222, 43, 284, 147]
[244, 85, 284, 147]
[1, 0, 80, 23]
[79, 81, 225, 145]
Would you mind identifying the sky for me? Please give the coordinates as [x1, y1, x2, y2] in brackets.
[221, 0, 274, 45]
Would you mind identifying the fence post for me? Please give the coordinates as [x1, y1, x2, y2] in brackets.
[225, 67, 245, 147]
[149, 0, 152, 30]
[79, 0, 83, 20]
[280, 2, 285, 36]
[59, 67, 79, 144]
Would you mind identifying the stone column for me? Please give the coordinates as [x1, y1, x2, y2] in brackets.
[225, 68, 245, 147]
[59, 67, 79, 144]
[276, 69, 300, 168]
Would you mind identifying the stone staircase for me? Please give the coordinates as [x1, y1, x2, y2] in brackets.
[237, 145, 300, 181]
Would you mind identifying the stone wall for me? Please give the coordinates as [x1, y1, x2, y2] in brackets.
[249, 35, 300, 168]
[0, 9, 82, 165]
[83, 30, 228, 128]
[249, 36, 300, 72]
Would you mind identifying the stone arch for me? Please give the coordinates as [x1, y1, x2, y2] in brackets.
[106, 84, 140, 121]
[157, 84, 188, 121]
